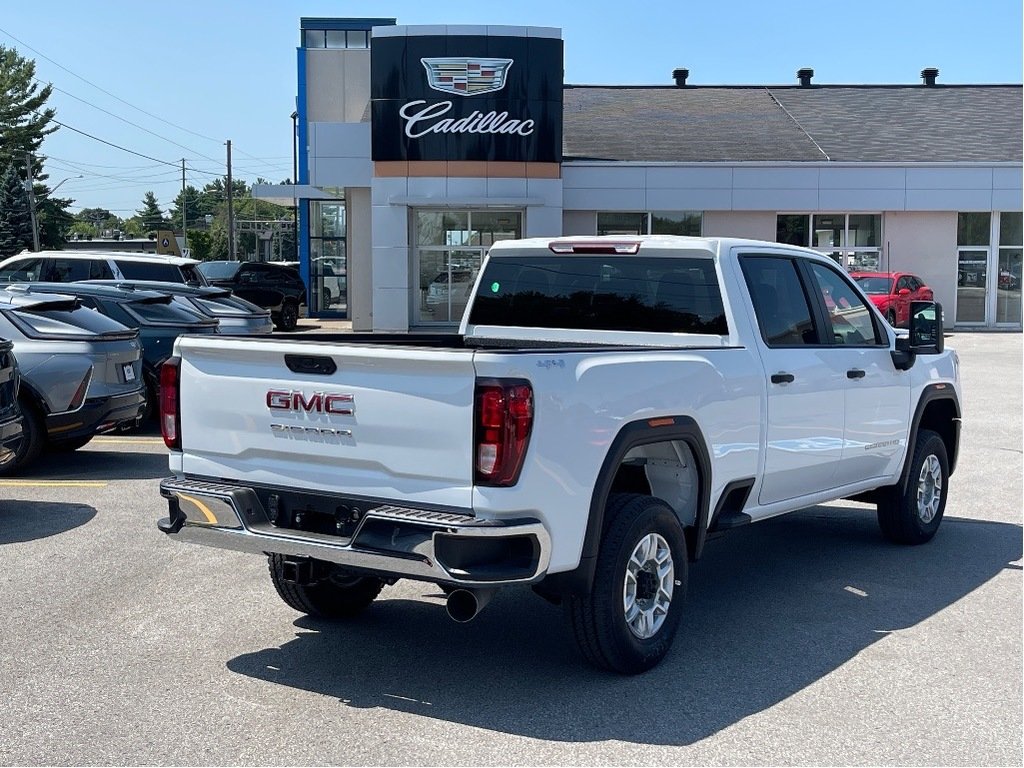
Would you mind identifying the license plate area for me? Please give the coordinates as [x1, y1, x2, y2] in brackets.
[123, 363, 136, 382]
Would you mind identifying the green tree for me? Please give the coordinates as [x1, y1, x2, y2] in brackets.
[136, 191, 166, 230]
[169, 185, 203, 230]
[0, 163, 33, 257]
[0, 46, 56, 174]
[0, 45, 73, 248]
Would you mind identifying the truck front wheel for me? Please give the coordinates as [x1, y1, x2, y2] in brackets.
[566, 493, 688, 674]
[877, 429, 949, 544]
[268, 554, 384, 618]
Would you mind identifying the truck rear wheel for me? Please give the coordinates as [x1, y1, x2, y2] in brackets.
[268, 554, 384, 618]
[566, 493, 688, 674]
[877, 429, 948, 544]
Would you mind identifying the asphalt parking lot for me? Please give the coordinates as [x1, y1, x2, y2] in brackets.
[0, 333, 1020, 766]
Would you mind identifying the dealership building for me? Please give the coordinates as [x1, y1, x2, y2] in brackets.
[254, 17, 1023, 331]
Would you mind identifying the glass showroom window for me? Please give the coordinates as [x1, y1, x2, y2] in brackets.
[597, 211, 702, 236]
[776, 213, 881, 270]
[413, 210, 522, 326]
[997, 212, 1022, 325]
[956, 212, 990, 324]
[309, 198, 346, 315]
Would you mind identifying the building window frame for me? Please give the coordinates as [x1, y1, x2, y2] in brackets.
[411, 208, 524, 327]
[776, 212, 883, 272]
[596, 211, 703, 237]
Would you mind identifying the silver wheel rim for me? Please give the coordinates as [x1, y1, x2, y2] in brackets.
[623, 532, 674, 639]
[917, 454, 943, 524]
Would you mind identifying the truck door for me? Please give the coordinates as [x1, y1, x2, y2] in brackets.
[801, 261, 910, 485]
[739, 255, 846, 505]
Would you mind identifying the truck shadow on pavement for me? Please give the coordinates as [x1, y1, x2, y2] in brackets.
[18, 450, 169, 481]
[0, 501, 96, 545]
[226, 507, 1021, 746]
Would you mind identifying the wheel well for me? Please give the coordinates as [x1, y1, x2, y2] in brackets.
[918, 398, 959, 473]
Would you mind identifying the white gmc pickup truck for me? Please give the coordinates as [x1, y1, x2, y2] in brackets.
[157, 236, 961, 674]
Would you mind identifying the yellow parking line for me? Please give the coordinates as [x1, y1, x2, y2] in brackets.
[0, 480, 108, 487]
[177, 492, 217, 524]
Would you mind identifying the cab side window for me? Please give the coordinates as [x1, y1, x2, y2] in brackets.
[740, 256, 820, 346]
[807, 262, 883, 346]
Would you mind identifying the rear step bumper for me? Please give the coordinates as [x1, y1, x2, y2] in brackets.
[158, 477, 551, 587]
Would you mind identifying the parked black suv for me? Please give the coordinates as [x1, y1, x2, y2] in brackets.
[197, 261, 306, 331]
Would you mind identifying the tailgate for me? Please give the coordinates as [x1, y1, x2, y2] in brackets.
[175, 337, 478, 508]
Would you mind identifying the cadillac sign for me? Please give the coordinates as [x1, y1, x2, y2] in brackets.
[371, 34, 563, 163]
[421, 57, 514, 96]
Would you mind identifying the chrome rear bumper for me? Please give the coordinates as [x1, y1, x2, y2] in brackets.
[158, 477, 551, 587]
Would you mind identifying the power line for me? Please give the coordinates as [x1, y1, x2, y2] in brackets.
[0, 24, 224, 145]
[1, 25, 287, 176]
[42, 114, 179, 167]
[43, 80, 222, 163]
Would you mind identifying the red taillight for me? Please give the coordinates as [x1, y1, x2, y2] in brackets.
[160, 357, 181, 450]
[474, 379, 533, 487]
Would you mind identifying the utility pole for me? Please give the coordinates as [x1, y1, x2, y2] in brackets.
[181, 159, 187, 254]
[25, 153, 40, 252]
[225, 140, 235, 260]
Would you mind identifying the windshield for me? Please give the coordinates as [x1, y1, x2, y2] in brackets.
[468, 253, 728, 334]
[198, 262, 241, 280]
[124, 299, 210, 325]
[854, 276, 893, 295]
[9, 305, 136, 339]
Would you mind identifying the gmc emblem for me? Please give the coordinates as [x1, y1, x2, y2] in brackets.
[266, 390, 354, 415]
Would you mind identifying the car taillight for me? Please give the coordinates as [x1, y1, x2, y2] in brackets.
[474, 379, 533, 487]
[160, 357, 181, 450]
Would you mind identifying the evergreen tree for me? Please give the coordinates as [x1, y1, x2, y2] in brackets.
[0, 46, 56, 174]
[136, 191, 166, 231]
[0, 45, 73, 248]
[0, 163, 33, 257]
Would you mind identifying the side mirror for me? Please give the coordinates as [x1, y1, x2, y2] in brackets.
[897, 288, 911, 296]
[909, 301, 943, 353]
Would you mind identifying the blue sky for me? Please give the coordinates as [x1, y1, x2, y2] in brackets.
[1, 0, 1020, 216]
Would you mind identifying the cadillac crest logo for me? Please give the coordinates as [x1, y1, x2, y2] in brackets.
[420, 57, 514, 96]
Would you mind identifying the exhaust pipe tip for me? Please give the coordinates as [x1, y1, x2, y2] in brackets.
[445, 588, 495, 623]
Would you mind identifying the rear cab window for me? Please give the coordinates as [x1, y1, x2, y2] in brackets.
[468, 253, 727, 334]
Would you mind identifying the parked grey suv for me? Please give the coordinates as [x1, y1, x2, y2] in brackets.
[0, 287, 145, 470]
[0, 339, 23, 474]
[85, 281, 273, 336]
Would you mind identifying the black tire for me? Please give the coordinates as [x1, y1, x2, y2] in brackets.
[886, 308, 897, 327]
[322, 287, 332, 309]
[877, 429, 949, 545]
[275, 301, 299, 332]
[47, 434, 93, 452]
[566, 493, 688, 674]
[7, 395, 45, 474]
[268, 554, 384, 618]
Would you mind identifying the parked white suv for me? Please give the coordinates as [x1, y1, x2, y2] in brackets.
[0, 250, 207, 286]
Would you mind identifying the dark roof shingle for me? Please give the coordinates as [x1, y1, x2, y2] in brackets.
[562, 85, 1022, 163]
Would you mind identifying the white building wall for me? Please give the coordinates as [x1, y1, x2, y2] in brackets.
[882, 211, 959, 319]
[702, 211, 776, 241]
[347, 187, 373, 331]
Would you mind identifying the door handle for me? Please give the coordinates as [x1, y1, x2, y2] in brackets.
[770, 372, 795, 384]
[846, 368, 866, 379]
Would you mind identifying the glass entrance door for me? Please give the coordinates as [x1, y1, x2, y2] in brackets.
[956, 248, 989, 324]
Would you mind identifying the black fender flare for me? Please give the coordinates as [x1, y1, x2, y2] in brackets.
[898, 383, 961, 493]
[543, 416, 712, 597]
